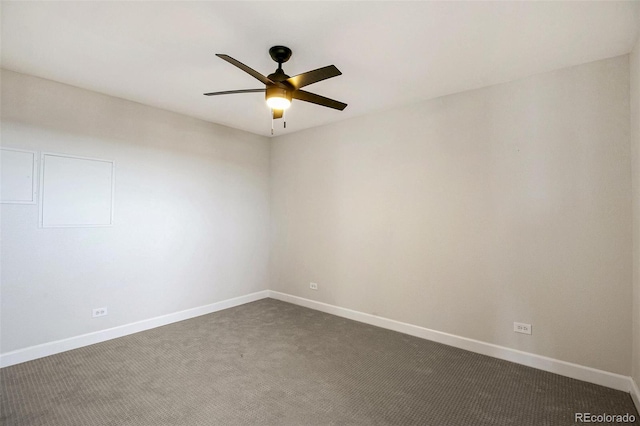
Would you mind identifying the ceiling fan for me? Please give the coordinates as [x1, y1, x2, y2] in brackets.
[204, 46, 347, 133]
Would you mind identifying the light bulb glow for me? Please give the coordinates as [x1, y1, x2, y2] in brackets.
[266, 96, 291, 110]
[266, 86, 292, 111]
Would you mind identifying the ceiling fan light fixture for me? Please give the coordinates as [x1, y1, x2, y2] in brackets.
[266, 86, 292, 110]
[266, 97, 291, 110]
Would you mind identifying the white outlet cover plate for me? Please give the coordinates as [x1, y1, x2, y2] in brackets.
[514, 322, 532, 335]
[92, 307, 108, 318]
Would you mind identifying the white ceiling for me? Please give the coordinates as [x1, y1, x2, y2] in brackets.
[2, 1, 639, 137]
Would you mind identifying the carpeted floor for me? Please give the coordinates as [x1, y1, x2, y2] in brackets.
[1, 298, 638, 426]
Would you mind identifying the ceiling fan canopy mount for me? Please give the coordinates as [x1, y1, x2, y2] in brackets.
[269, 45, 292, 66]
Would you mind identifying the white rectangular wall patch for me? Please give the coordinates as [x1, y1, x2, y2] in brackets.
[40, 153, 115, 228]
[1, 148, 38, 204]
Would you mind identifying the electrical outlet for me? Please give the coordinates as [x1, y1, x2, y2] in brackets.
[309, 282, 318, 290]
[514, 322, 532, 335]
[92, 307, 108, 318]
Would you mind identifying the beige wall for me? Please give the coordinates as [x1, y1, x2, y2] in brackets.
[270, 56, 632, 375]
[631, 26, 640, 386]
[1, 70, 271, 353]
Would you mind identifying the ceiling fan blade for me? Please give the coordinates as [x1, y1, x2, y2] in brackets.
[203, 89, 265, 96]
[273, 109, 283, 119]
[216, 54, 275, 86]
[286, 65, 342, 90]
[292, 90, 347, 111]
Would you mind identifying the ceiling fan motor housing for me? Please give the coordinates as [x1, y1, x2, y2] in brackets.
[267, 68, 291, 83]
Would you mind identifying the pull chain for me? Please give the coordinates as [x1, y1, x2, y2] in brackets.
[271, 110, 274, 136]
[283, 109, 286, 129]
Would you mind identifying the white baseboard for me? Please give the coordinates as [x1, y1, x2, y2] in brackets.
[631, 378, 640, 413]
[268, 291, 637, 395]
[0, 290, 270, 368]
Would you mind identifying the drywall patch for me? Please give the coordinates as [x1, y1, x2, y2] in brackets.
[1, 148, 38, 204]
[39, 152, 115, 227]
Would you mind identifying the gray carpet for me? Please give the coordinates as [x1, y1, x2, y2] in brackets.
[1, 299, 638, 426]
